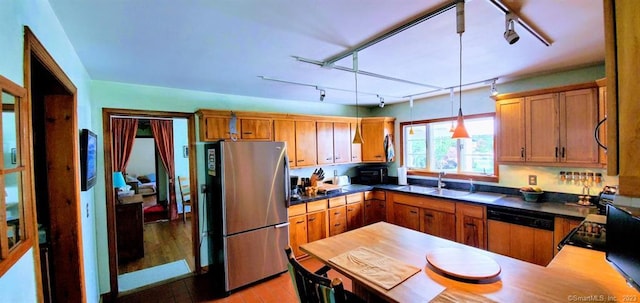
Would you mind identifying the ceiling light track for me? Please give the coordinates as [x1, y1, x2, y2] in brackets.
[257, 75, 403, 100]
[402, 77, 498, 99]
[293, 56, 443, 90]
[322, 1, 457, 66]
[486, 0, 553, 46]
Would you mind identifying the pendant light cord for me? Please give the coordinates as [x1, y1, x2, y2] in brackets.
[459, 33, 463, 112]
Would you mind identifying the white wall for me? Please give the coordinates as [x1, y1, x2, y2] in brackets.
[0, 0, 99, 301]
[126, 138, 156, 177]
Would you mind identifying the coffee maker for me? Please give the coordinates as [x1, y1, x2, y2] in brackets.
[290, 176, 301, 200]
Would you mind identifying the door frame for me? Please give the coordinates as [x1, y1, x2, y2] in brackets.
[102, 108, 199, 299]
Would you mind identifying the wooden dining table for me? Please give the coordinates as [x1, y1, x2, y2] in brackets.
[300, 222, 636, 303]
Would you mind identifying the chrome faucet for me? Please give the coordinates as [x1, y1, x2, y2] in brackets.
[437, 172, 446, 190]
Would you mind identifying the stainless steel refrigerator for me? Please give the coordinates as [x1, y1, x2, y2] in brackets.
[204, 140, 290, 295]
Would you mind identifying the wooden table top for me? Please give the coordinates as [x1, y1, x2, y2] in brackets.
[118, 193, 143, 205]
[300, 222, 638, 303]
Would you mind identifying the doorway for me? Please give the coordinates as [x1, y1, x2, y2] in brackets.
[102, 109, 199, 298]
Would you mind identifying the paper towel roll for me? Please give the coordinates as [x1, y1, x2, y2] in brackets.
[397, 167, 408, 185]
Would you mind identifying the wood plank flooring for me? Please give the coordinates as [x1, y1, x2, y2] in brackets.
[116, 257, 352, 303]
[118, 217, 194, 274]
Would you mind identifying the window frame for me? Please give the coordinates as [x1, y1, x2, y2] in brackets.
[0, 75, 33, 276]
[399, 112, 499, 183]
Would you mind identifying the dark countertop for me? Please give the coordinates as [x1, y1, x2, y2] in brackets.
[291, 183, 598, 220]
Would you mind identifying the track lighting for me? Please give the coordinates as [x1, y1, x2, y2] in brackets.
[378, 95, 385, 108]
[490, 80, 498, 97]
[504, 13, 520, 45]
[319, 88, 326, 101]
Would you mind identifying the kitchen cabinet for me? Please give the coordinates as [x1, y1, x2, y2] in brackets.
[607, 0, 640, 196]
[350, 122, 362, 163]
[421, 208, 456, 242]
[240, 118, 272, 140]
[391, 192, 457, 241]
[364, 190, 386, 225]
[487, 220, 554, 266]
[329, 210, 347, 235]
[306, 211, 326, 243]
[495, 86, 600, 167]
[316, 121, 350, 165]
[316, 121, 334, 165]
[273, 120, 296, 166]
[361, 118, 395, 162]
[456, 203, 486, 249]
[295, 120, 317, 167]
[553, 217, 582, 256]
[201, 116, 233, 141]
[345, 193, 364, 230]
[333, 122, 351, 164]
[393, 203, 420, 231]
[288, 203, 308, 258]
[596, 79, 608, 166]
[197, 112, 272, 141]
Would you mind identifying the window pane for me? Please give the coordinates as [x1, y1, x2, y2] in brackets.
[459, 117, 495, 175]
[2, 92, 18, 170]
[429, 121, 458, 172]
[5, 171, 23, 250]
[405, 125, 426, 168]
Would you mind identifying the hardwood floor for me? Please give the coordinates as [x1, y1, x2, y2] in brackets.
[118, 217, 194, 275]
[116, 257, 352, 303]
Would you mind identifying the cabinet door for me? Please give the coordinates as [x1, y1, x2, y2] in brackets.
[364, 199, 385, 225]
[456, 203, 486, 249]
[421, 209, 456, 241]
[241, 118, 272, 140]
[496, 98, 526, 162]
[361, 122, 386, 162]
[307, 211, 326, 243]
[525, 94, 560, 163]
[274, 120, 296, 166]
[487, 220, 510, 256]
[559, 88, 599, 164]
[316, 122, 334, 164]
[333, 122, 350, 164]
[328, 206, 347, 236]
[203, 117, 233, 140]
[393, 203, 420, 231]
[288, 214, 308, 257]
[295, 120, 317, 167]
[553, 217, 582, 256]
[350, 122, 362, 162]
[346, 202, 364, 230]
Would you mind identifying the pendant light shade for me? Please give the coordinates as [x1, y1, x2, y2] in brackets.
[352, 52, 364, 144]
[452, 1, 470, 139]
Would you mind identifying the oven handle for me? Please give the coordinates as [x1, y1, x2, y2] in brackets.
[557, 226, 579, 251]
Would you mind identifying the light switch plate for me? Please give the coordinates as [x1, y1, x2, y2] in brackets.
[528, 175, 537, 185]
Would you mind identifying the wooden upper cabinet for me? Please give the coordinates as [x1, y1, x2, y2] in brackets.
[526, 93, 560, 163]
[361, 118, 395, 162]
[496, 98, 525, 162]
[350, 122, 362, 163]
[240, 118, 272, 140]
[316, 122, 334, 165]
[333, 122, 350, 164]
[559, 88, 599, 164]
[202, 116, 233, 141]
[273, 120, 296, 166]
[295, 120, 317, 167]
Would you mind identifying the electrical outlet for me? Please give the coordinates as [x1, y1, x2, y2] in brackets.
[528, 175, 538, 185]
[200, 184, 207, 193]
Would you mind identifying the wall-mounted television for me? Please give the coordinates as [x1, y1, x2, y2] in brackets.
[606, 204, 640, 291]
[80, 129, 98, 191]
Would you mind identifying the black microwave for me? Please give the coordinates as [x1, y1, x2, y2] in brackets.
[606, 204, 640, 291]
[358, 165, 388, 185]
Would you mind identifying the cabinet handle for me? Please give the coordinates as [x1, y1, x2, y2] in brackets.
[424, 213, 434, 218]
[375, 155, 382, 158]
[521, 147, 525, 158]
[561, 147, 566, 158]
[243, 132, 253, 135]
[297, 160, 304, 162]
[410, 210, 418, 214]
[334, 223, 341, 227]
[352, 156, 357, 158]
[464, 223, 475, 227]
[335, 157, 341, 160]
[348, 209, 353, 212]
[326, 157, 332, 160]
[555, 147, 559, 158]
[296, 220, 305, 224]
[308, 218, 315, 222]
[334, 212, 341, 215]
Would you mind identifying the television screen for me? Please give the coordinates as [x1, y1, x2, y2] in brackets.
[80, 129, 97, 191]
[606, 204, 640, 291]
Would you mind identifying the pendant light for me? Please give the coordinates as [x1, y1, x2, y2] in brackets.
[451, 1, 470, 139]
[409, 96, 415, 135]
[448, 88, 455, 132]
[352, 52, 364, 144]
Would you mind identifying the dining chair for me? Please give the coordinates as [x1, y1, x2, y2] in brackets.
[284, 247, 364, 303]
[177, 176, 191, 223]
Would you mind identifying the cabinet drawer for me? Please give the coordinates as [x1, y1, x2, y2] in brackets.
[346, 192, 364, 204]
[372, 190, 386, 200]
[329, 206, 347, 236]
[458, 203, 485, 218]
[289, 203, 306, 216]
[307, 199, 328, 213]
[329, 196, 346, 208]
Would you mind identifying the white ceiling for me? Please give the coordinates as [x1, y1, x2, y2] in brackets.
[48, 0, 605, 106]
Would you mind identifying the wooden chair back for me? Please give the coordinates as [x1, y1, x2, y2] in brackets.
[177, 176, 191, 222]
[285, 247, 349, 303]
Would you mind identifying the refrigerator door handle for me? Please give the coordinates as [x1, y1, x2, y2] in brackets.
[275, 222, 290, 229]
[284, 153, 290, 205]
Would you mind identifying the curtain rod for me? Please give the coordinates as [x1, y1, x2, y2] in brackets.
[111, 115, 178, 121]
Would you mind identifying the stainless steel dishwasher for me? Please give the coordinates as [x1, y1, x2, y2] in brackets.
[486, 206, 555, 265]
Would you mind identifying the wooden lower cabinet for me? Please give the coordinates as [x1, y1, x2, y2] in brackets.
[288, 214, 308, 257]
[393, 203, 420, 231]
[346, 202, 364, 230]
[307, 211, 326, 242]
[364, 190, 386, 225]
[329, 206, 347, 236]
[456, 203, 486, 249]
[421, 209, 456, 242]
[553, 217, 582, 255]
[488, 220, 554, 266]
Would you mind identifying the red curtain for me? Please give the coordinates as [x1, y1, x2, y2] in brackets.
[112, 118, 138, 173]
[150, 120, 177, 220]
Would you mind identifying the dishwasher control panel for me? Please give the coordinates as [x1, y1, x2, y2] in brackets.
[487, 206, 555, 231]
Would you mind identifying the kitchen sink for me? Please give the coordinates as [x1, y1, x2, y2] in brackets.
[397, 185, 437, 194]
[432, 188, 471, 197]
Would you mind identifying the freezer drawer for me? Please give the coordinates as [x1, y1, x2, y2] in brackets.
[223, 223, 289, 291]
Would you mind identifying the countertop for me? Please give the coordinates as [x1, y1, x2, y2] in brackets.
[290, 183, 598, 220]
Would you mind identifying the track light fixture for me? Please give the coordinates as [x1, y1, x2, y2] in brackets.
[504, 13, 520, 45]
[490, 80, 498, 97]
[319, 88, 326, 101]
[378, 95, 385, 108]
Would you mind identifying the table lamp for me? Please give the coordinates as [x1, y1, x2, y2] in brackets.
[113, 172, 126, 192]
